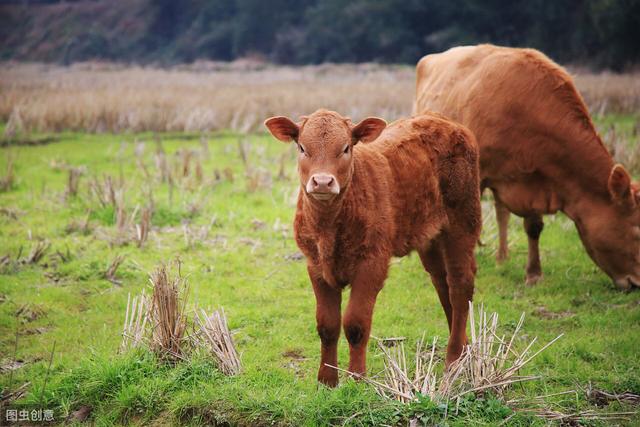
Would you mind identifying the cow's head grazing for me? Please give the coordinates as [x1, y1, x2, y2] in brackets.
[576, 164, 640, 290]
[264, 109, 386, 203]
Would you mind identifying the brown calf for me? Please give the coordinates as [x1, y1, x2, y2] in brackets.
[265, 109, 481, 386]
[415, 44, 640, 289]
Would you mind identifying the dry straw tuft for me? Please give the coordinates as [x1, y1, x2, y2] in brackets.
[120, 261, 241, 374]
[135, 206, 151, 248]
[22, 240, 50, 265]
[193, 308, 241, 375]
[439, 303, 563, 401]
[1, 152, 16, 192]
[105, 254, 126, 285]
[66, 166, 85, 198]
[148, 261, 189, 361]
[331, 303, 562, 405]
[121, 291, 150, 352]
[329, 304, 636, 421]
[88, 174, 121, 208]
[325, 303, 634, 422]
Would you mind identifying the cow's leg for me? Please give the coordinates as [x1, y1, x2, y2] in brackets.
[310, 270, 342, 387]
[442, 232, 476, 366]
[494, 195, 510, 263]
[418, 241, 452, 331]
[524, 215, 544, 285]
[342, 261, 387, 377]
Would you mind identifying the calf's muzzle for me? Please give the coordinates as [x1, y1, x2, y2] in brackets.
[306, 173, 340, 200]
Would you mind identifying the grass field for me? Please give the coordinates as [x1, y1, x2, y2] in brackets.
[0, 112, 639, 426]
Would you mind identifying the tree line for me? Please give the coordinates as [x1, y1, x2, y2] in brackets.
[3, 0, 639, 69]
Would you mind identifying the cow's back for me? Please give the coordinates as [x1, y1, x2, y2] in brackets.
[414, 44, 609, 198]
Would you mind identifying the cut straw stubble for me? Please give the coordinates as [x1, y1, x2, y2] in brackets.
[323, 302, 623, 422]
[148, 263, 189, 361]
[120, 261, 241, 375]
[193, 308, 241, 375]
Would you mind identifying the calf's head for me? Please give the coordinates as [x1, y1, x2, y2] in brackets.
[264, 109, 386, 202]
[577, 165, 640, 290]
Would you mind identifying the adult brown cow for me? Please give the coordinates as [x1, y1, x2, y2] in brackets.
[414, 44, 640, 289]
[264, 109, 481, 386]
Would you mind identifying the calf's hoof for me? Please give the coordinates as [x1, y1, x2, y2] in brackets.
[444, 343, 465, 368]
[444, 354, 462, 370]
[318, 366, 339, 387]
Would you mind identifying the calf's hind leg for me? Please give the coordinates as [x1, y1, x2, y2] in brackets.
[418, 240, 452, 332]
[442, 232, 476, 366]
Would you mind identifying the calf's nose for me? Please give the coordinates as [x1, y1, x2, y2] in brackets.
[308, 173, 340, 194]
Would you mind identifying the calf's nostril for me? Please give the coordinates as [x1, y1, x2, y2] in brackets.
[309, 174, 338, 193]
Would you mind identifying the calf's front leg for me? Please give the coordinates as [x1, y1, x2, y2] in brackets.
[310, 268, 342, 387]
[342, 260, 386, 377]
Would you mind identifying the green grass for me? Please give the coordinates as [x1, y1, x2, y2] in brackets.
[1, 122, 639, 426]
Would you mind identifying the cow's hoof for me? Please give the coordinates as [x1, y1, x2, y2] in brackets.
[525, 273, 542, 286]
[496, 251, 508, 264]
[613, 278, 634, 292]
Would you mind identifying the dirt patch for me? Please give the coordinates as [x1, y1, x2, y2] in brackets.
[44, 270, 65, 284]
[68, 405, 93, 422]
[0, 359, 26, 373]
[587, 385, 640, 406]
[284, 252, 304, 261]
[21, 326, 49, 336]
[282, 348, 306, 360]
[282, 348, 308, 378]
[532, 306, 574, 320]
[0, 207, 23, 219]
[15, 303, 46, 323]
[251, 219, 266, 230]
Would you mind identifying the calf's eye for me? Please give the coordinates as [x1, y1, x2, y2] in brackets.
[297, 144, 305, 154]
[343, 145, 350, 154]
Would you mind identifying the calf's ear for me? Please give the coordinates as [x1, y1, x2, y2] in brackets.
[608, 164, 635, 206]
[264, 116, 299, 142]
[351, 117, 386, 144]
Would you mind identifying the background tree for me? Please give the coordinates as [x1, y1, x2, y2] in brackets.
[0, 0, 637, 69]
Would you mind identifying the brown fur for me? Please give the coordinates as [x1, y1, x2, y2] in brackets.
[265, 109, 481, 386]
[414, 44, 640, 289]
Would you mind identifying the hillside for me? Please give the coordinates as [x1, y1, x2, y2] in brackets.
[0, 0, 149, 63]
[1, 0, 639, 68]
